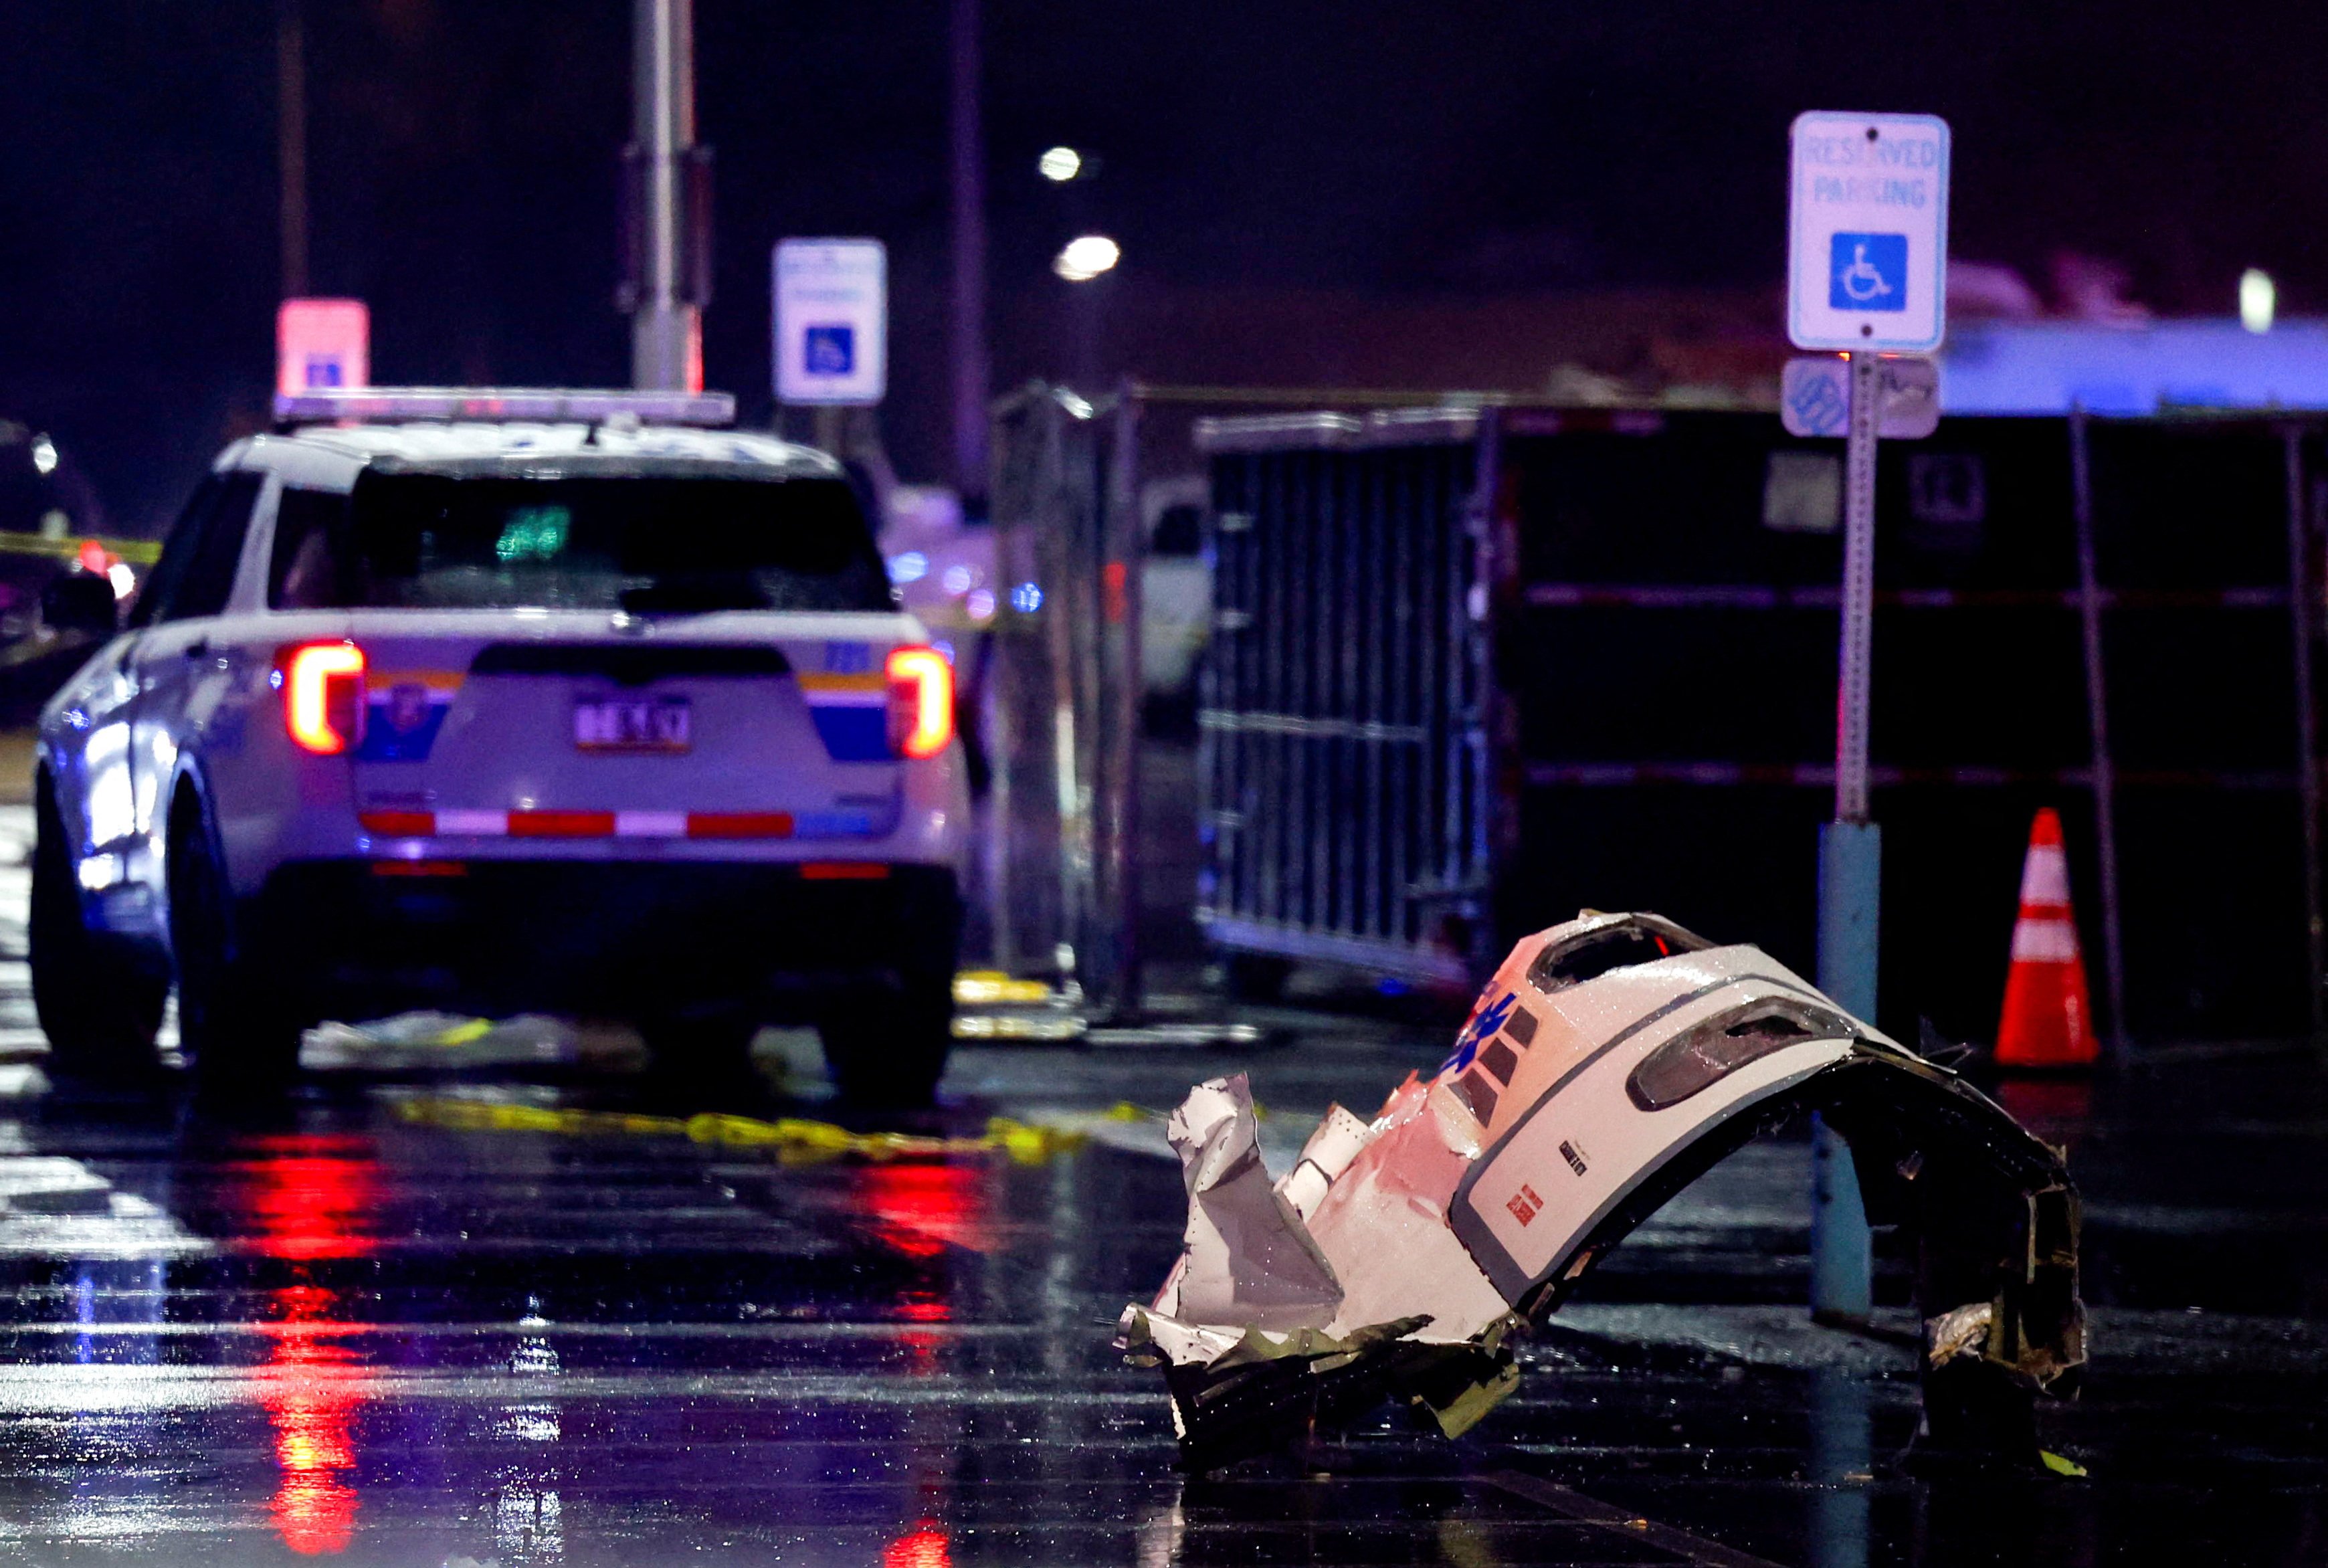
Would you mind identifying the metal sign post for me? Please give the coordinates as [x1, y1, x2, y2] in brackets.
[1810, 353, 1883, 1324]
[1789, 110, 1950, 1325]
[1834, 353, 1880, 829]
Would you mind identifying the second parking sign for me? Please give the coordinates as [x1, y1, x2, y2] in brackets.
[1787, 112, 1949, 353]
[774, 238, 888, 405]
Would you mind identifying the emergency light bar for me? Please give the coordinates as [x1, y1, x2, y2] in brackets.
[273, 387, 737, 427]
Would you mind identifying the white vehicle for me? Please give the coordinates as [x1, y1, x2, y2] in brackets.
[29, 389, 968, 1103]
[1138, 475, 1210, 702]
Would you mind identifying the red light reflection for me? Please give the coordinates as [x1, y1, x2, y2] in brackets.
[238, 1138, 381, 1555]
[853, 1163, 994, 1375]
[854, 1162, 993, 1260]
[258, 1284, 363, 1555]
[882, 1522, 952, 1568]
[1996, 1075, 2095, 1139]
[244, 1147, 382, 1260]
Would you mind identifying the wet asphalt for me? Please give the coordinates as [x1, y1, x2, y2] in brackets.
[0, 803, 2317, 1564]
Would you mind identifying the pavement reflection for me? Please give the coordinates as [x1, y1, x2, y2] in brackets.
[0, 1008, 2303, 1564]
[257, 1283, 362, 1555]
[236, 1139, 381, 1556]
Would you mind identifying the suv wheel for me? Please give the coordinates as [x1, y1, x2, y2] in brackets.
[30, 778, 168, 1074]
[167, 789, 304, 1090]
[818, 969, 955, 1108]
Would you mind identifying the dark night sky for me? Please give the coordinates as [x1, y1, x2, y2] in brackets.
[1, 1, 2324, 528]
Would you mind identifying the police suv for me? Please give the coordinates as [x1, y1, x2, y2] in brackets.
[30, 389, 967, 1102]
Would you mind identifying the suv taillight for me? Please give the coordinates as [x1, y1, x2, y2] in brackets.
[278, 642, 367, 755]
[885, 646, 954, 759]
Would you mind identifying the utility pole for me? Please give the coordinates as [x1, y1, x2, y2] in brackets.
[949, 0, 989, 507]
[629, 0, 702, 391]
[278, 0, 308, 298]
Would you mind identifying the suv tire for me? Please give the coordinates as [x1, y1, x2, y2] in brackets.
[30, 778, 168, 1074]
[167, 789, 304, 1090]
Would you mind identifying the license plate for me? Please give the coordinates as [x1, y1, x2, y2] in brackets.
[574, 696, 690, 753]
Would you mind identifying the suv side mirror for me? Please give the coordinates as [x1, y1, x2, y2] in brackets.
[41, 571, 118, 638]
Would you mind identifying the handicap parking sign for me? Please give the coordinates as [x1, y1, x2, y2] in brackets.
[774, 239, 888, 405]
[1787, 112, 1948, 352]
[804, 324, 855, 377]
[276, 298, 370, 397]
[1828, 233, 1907, 313]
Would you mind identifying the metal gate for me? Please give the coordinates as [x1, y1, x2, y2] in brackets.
[1195, 410, 1494, 983]
[982, 385, 1144, 1013]
[1190, 402, 2328, 1056]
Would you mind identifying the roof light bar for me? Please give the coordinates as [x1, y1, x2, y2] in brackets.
[273, 387, 737, 427]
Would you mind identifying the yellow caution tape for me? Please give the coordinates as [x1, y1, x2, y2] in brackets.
[389, 1094, 1088, 1166]
[0, 530, 163, 565]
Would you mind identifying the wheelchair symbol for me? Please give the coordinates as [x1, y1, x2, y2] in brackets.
[1828, 233, 1909, 314]
[1838, 244, 1891, 303]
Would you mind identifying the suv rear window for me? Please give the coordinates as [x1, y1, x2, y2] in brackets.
[272, 473, 892, 613]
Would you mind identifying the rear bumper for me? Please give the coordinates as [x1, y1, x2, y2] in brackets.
[247, 858, 961, 1023]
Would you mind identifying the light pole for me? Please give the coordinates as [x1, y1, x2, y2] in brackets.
[629, 0, 703, 391]
[949, 0, 989, 507]
[278, 0, 307, 298]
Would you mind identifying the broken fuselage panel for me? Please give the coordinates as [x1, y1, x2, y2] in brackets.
[1124, 910, 2084, 1468]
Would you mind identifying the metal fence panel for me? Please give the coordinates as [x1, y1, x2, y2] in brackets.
[1196, 413, 1491, 983]
[983, 385, 1145, 1013]
[1188, 401, 2326, 1054]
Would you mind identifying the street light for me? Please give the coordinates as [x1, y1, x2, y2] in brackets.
[2241, 268, 2276, 334]
[1053, 235, 1120, 282]
[1038, 146, 1083, 183]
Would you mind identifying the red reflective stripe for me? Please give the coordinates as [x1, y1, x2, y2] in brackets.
[508, 811, 617, 838]
[686, 811, 795, 839]
[799, 862, 889, 880]
[360, 811, 435, 836]
[365, 809, 804, 840]
[369, 860, 467, 878]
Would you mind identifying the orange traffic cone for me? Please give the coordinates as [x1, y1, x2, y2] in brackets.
[1994, 808, 2100, 1068]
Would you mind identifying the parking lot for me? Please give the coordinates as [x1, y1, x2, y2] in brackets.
[0, 781, 2306, 1563]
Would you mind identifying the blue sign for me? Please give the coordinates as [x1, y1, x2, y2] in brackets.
[804, 324, 856, 376]
[1783, 361, 1850, 437]
[1829, 233, 1908, 314]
